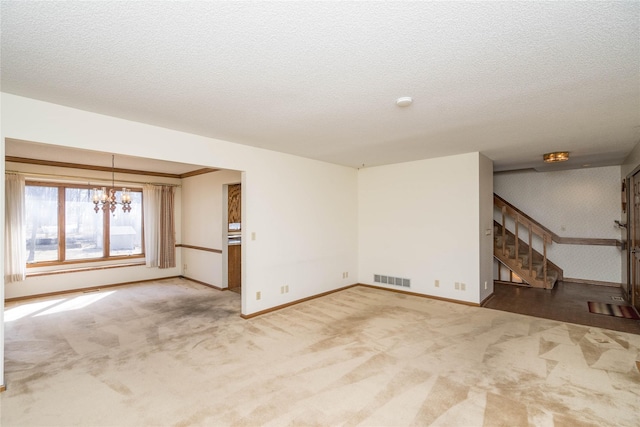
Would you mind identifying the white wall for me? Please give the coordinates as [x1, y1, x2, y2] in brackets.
[494, 166, 622, 283]
[242, 152, 358, 310]
[1, 93, 359, 319]
[181, 169, 241, 287]
[358, 152, 490, 304]
[478, 154, 494, 302]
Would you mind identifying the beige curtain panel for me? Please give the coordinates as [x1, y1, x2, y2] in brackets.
[159, 186, 176, 269]
[143, 184, 176, 269]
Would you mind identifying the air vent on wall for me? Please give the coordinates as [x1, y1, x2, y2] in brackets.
[374, 274, 410, 288]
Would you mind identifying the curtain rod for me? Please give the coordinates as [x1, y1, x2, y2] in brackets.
[5, 170, 181, 187]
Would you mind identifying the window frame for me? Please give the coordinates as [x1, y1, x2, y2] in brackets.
[25, 180, 145, 267]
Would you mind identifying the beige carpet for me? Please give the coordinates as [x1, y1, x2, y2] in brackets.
[1, 278, 639, 426]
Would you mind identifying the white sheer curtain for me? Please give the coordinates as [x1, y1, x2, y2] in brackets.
[143, 184, 176, 269]
[5, 173, 26, 282]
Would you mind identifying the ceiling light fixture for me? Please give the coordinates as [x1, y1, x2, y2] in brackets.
[92, 155, 132, 214]
[543, 151, 569, 163]
[396, 97, 413, 107]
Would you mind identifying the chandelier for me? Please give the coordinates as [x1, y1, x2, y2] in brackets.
[92, 155, 132, 214]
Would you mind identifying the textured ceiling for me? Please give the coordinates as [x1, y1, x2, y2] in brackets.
[1, 1, 639, 172]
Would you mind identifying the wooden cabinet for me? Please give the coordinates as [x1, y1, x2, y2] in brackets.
[228, 244, 241, 290]
[228, 184, 241, 225]
[227, 183, 242, 291]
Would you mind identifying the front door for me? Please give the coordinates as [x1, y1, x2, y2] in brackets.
[631, 174, 640, 311]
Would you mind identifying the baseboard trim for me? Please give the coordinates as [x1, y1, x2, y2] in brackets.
[240, 284, 358, 319]
[563, 278, 621, 288]
[358, 284, 482, 307]
[180, 276, 225, 291]
[5, 276, 181, 302]
[241, 283, 483, 319]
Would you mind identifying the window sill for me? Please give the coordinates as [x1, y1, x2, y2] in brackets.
[26, 261, 146, 278]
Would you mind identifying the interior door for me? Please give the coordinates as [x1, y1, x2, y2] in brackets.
[631, 174, 640, 311]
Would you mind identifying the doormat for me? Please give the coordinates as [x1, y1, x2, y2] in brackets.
[588, 302, 640, 320]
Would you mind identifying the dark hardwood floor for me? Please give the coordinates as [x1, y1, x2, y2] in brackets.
[483, 281, 640, 334]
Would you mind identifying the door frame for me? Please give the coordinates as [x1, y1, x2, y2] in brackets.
[626, 166, 640, 309]
[222, 182, 242, 290]
[222, 184, 230, 289]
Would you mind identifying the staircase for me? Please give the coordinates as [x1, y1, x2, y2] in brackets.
[494, 195, 563, 290]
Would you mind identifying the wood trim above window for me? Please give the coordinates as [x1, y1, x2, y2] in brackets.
[8, 156, 182, 179]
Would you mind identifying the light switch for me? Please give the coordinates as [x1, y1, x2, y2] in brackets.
[251, 232, 256, 241]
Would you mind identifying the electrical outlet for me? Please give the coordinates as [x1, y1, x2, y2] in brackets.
[280, 286, 284, 294]
[461, 283, 466, 291]
[285, 285, 289, 293]
[484, 281, 488, 290]
[345, 272, 348, 278]
[183, 264, 187, 271]
[455, 282, 460, 290]
[256, 291, 261, 300]
[435, 280, 440, 288]
[251, 232, 256, 240]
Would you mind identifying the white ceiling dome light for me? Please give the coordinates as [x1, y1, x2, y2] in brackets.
[396, 97, 413, 107]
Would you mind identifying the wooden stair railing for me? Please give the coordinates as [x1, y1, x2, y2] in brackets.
[493, 221, 563, 289]
[494, 194, 622, 248]
[494, 195, 563, 289]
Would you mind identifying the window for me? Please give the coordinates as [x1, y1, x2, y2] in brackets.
[25, 182, 143, 265]
[25, 185, 59, 263]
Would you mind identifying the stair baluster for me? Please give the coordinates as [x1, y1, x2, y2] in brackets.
[528, 228, 533, 273]
[543, 242, 548, 286]
[501, 206, 507, 256]
[515, 218, 520, 272]
[494, 194, 562, 289]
